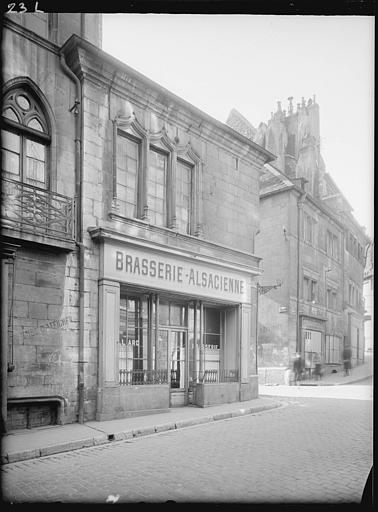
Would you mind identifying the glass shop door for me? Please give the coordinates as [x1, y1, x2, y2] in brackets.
[169, 329, 188, 407]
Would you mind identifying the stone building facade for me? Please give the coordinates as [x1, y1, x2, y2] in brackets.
[227, 99, 369, 384]
[1, 13, 273, 429]
[363, 240, 374, 353]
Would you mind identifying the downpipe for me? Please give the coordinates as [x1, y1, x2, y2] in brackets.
[59, 52, 85, 424]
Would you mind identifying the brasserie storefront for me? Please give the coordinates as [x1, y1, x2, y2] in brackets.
[92, 230, 259, 421]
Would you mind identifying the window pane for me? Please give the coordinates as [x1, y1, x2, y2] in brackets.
[16, 94, 31, 111]
[2, 150, 20, 177]
[204, 333, 220, 348]
[117, 135, 138, 218]
[148, 149, 167, 226]
[170, 303, 186, 326]
[1, 130, 20, 177]
[27, 118, 44, 132]
[3, 108, 19, 123]
[2, 130, 20, 153]
[159, 301, 169, 325]
[176, 161, 192, 234]
[25, 139, 46, 187]
[204, 308, 221, 334]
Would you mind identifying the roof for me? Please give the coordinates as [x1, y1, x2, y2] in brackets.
[61, 35, 275, 163]
[260, 163, 295, 195]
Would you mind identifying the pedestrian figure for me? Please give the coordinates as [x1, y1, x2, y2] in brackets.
[313, 352, 322, 381]
[342, 346, 352, 376]
[293, 352, 303, 385]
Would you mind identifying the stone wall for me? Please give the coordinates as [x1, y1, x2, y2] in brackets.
[7, 248, 79, 426]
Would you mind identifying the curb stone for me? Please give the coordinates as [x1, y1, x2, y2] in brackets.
[2, 401, 281, 464]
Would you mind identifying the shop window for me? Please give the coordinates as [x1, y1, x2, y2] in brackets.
[304, 329, 322, 370]
[119, 295, 169, 385]
[159, 300, 186, 327]
[203, 307, 222, 377]
[119, 297, 147, 376]
[2, 87, 50, 189]
[325, 335, 341, 364]
[116, 132, 139, 218]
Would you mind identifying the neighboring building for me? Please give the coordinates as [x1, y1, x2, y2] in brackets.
[227, 98, 369, 384]
[1, 13, 274, 429]
[363, 240, 374, 353]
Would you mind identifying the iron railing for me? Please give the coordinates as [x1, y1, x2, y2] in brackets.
[199, 369, 239, 383]
[2, 178, 75, 240]
[119, 369, 168, 385]
[119, 368, 239, 385]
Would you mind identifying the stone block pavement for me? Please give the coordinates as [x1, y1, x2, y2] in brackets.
[2, 354, 372, 466]
[2, 396, 372, 504]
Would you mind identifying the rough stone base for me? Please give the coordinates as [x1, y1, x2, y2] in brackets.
[193, 378, 258, 407]
[193, 382, 240, 407]
[96, 385, 170, 421]
[240, 377, 258, 401]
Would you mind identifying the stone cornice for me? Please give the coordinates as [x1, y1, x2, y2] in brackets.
[61, 35, 275, 166]
[88, 224, 262, 275]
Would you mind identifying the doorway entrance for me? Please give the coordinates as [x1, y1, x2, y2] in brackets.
[159, 329, 188, 406]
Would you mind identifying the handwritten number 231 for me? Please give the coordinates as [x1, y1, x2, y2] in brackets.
[7, 3, 44, 13]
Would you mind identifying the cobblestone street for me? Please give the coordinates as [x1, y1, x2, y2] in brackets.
[2, 396, 372, 504]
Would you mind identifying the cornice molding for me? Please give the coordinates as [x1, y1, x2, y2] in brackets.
[89, 222, 261, 273]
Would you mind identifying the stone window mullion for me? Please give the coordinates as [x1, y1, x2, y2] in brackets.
[140, 135, 149, 220]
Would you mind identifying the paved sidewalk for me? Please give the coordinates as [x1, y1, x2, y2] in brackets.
[1, 396, 280, 465]
[259, 355, 373, 401]
[298, 353, 373, 386]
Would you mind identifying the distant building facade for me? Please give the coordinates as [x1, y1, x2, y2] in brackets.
[227, 98, 369, 383]
[363, 241, 374, 353]
[1, 13, 274, 429]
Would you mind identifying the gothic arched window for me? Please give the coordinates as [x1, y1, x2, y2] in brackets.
[2, 87, 51, 189]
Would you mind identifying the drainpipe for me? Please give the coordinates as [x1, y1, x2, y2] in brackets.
[296, 186, 307, 354]
[59, 52, 85, 424]
[1, 260, 9, 433]
[1, 244, 18, 433]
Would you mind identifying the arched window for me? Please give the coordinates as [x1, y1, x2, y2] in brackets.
[2, 87, 51, 189]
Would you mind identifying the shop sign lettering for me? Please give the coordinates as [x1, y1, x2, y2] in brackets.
[103, 243, 252, 303]
[120, 337, 139, 346]
[115, 251, 245, 295]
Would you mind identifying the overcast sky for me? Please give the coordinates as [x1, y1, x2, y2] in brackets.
[102, 14, 374, 237]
